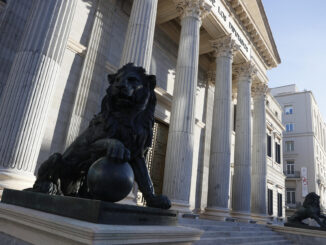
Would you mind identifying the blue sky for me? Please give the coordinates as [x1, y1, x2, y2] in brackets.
[262, 0, 326, 118]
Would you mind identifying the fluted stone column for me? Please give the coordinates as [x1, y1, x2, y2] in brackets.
[251, 82, 268, 217]
[119, 0, 158, 71]
[65, 0, 116, 147]
[163, 0, 211, 212]
[194, 72, 215, 213]
[231, 62, 257, 218]
[205, 36, 239, 218]
[0, 0, 77, 191]
[0, 0, 32, 97]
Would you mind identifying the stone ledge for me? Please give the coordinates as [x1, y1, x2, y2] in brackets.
[0, 203, 203, 245]
[269, 224, 326, 238]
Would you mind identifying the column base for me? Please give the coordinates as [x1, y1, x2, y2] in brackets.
[251, 213, 272, 224]
[201, 207, 231, 221]
[231, 210, 254, 223]
[170, 200, 192, 214]
[0, 169, 35, 198]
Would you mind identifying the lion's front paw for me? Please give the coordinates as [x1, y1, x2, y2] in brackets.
[146, 195, 171, 209]
[106, 139, 130, 162]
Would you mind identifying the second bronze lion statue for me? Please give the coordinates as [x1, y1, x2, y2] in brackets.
[287, 192, 326, 228]
[31, 63, 171, 209]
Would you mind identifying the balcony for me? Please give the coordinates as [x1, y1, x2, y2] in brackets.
[284, 171, 301, 179]
[287, 202, 301, 209]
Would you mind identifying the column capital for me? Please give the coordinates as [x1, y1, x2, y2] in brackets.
[174, 0, 211, 20]
[207, 70, 216, 83]
[210, 35, 240, 58]
[251, 82, 268, 98]
[233, 61, 257, 80]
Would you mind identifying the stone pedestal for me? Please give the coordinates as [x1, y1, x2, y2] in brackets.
[163, 0, 211, 212]
[0, 0, 77, 191]
[231, 62, 257, 219]
[0, 203, 203, 245]
[205, 35, 239, 219]
[120, 0, 158, 71]
[251, 83, 268, 218]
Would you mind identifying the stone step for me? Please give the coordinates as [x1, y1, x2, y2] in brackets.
[240, 240, 294, 245]
[201, 230, 279, 238]
[179, 218, 264, 227]
[194, 235, 289, 245]
[185, 224, 271, 231]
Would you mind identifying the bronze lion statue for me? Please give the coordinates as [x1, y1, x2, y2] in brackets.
[31, 63, 171, 209]
[287, 192, 326, 227]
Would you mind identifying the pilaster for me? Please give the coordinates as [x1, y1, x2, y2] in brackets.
[64, 0, 116, 147]
[163, 0, 211, 212]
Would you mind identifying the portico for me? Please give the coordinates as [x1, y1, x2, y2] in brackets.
[0, 0, 283, 222]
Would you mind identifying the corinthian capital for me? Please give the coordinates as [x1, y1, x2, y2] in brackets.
[210, 35, 240, 58]
[174, 0, 212, 20]
[207, 70, 216, 83]
[233, 61, 257, 80]
[251, 82, 268, 98]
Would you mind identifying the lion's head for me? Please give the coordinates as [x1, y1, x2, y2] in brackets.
[303, 192, 320, 209]
[102, 63, 156, 113]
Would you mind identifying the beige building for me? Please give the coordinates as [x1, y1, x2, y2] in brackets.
[0, 0, 284, 222]
[271, 84, 326, 216]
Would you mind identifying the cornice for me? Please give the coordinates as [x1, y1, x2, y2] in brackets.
[223, 0, 278, 68]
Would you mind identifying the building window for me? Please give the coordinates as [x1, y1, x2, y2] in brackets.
[267, 134, 272, 157]
[277, 193, 282, 217]
[275, 142, 281, 163]
[286, 123, 294, 132]
[285, 141, 294, 152]
[286, 189, 296, 204]
[285, 105, 293, 115]
[286, 161, 294, 175]
[268, 189, 273, 215]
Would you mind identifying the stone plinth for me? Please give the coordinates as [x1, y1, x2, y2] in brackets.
[1, 189, 177, 226]
[0, 203, 203, 245]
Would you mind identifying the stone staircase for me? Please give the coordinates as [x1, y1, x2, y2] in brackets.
[179, 217, 294, 245]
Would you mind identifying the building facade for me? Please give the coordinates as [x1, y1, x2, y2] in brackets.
[271, 84, 326, 216]
[0, 0, 283, 221]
